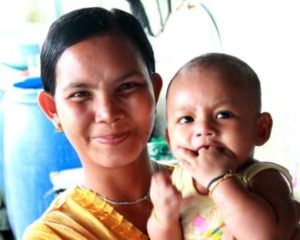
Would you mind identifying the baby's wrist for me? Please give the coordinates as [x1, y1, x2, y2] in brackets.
[207, 170, 236, 198]
[151, 210, 179, 229]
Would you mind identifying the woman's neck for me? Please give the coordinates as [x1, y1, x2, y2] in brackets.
[81, 155, 155, 202]
[81, 154, 157, 235]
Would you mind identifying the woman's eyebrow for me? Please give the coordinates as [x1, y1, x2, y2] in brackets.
[114, 70, 145, 82]
[62, 82, 96, 91]
[62, 70, 145, 91]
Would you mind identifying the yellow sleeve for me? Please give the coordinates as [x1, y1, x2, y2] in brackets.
[239, 161, 293, 193]
[23, 186, 149, 240]
[23, 222, 62, 240]
[23, 210, 101, 240]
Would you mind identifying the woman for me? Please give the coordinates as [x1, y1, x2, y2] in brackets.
[23, 7, 163, 240]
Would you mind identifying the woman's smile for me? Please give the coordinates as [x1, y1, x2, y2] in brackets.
[92, 132, 130, 145]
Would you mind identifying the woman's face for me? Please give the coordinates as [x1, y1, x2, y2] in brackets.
[51, 34, 161, 168]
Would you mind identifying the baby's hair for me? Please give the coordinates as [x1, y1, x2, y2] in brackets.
[166, 53, 262, 112]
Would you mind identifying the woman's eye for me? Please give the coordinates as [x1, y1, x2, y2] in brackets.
[118, 82, 141, 91]
[216, 111, 233, 119]
[70, 91, 91, 99]
[179, 116, 194, 124]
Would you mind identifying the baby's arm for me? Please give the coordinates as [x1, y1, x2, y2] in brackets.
[212, 169, 299, 239]
[147, 172, 183, 240]
[290, 199, 300, 239]
[175, 147, 298, 239]
[210, 169, 298, 239]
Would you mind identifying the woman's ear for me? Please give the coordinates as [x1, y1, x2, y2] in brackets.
[255, 112, 273, 146]
[38, 91, 60, 128]
[152, 73, 163, 103]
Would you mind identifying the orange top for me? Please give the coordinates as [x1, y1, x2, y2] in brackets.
[23, 186, 149, 240]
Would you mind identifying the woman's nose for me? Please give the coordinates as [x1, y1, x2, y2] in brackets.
[95, 95, 124, 123]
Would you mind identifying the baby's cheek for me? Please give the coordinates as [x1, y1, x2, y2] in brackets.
[170, 132, 188, 149]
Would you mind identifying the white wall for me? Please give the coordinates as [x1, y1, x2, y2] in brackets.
[151, 1, 223, 135]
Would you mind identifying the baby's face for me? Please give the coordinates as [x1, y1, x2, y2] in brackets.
[166, 67, 260, 168]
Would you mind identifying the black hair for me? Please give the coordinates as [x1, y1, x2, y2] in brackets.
[166, 52, 262, 112]
[41, 7, 155, 95]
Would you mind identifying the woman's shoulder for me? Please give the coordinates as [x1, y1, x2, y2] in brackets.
[24, 186, 149, 240]
[22, 187, 77, 239]
[22, 219, 62, 240]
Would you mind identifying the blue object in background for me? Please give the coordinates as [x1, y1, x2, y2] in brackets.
[13, 76, 42, 89]
[2, 77, 82, 240]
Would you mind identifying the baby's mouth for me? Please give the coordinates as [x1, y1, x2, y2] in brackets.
[195, 145, 225, 154]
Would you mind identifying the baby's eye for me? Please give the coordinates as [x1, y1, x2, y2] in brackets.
[216, 111, 233, 119]
[179, 116, 194, 124]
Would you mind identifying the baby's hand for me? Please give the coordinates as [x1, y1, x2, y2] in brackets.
[150, 172, 182, 225]
[174, 146, 236, 188]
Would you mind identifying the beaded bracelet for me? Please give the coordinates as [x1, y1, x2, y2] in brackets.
[207, 171, 236, 198]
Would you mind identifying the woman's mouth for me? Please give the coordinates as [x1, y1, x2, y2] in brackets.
[92, 132, 130, 145]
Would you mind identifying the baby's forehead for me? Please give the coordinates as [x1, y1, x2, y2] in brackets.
[167, 54, 261, 112]
[166, 62, 255, 104]
[176, 63, 249, 88]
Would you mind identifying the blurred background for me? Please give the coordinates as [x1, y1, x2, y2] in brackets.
[0, 0, 299, 239]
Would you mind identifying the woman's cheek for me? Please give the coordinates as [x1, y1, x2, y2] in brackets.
[138, 94, 155, 124]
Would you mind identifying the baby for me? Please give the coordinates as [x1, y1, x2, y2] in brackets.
[148, 53, 300, 239]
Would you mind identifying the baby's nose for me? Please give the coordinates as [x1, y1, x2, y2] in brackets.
[194, 120, 215, 137]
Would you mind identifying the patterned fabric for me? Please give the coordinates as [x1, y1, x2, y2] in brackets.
[23, 186, 149, 240]
[171, 161, 293, 240]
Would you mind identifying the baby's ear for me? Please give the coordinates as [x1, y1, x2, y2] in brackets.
[255, 112, 273, 146]
[38, 91, 60, 127]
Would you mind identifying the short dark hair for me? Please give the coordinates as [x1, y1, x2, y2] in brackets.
[166, 52, 262, 112]
[41, 7, 155, 95]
